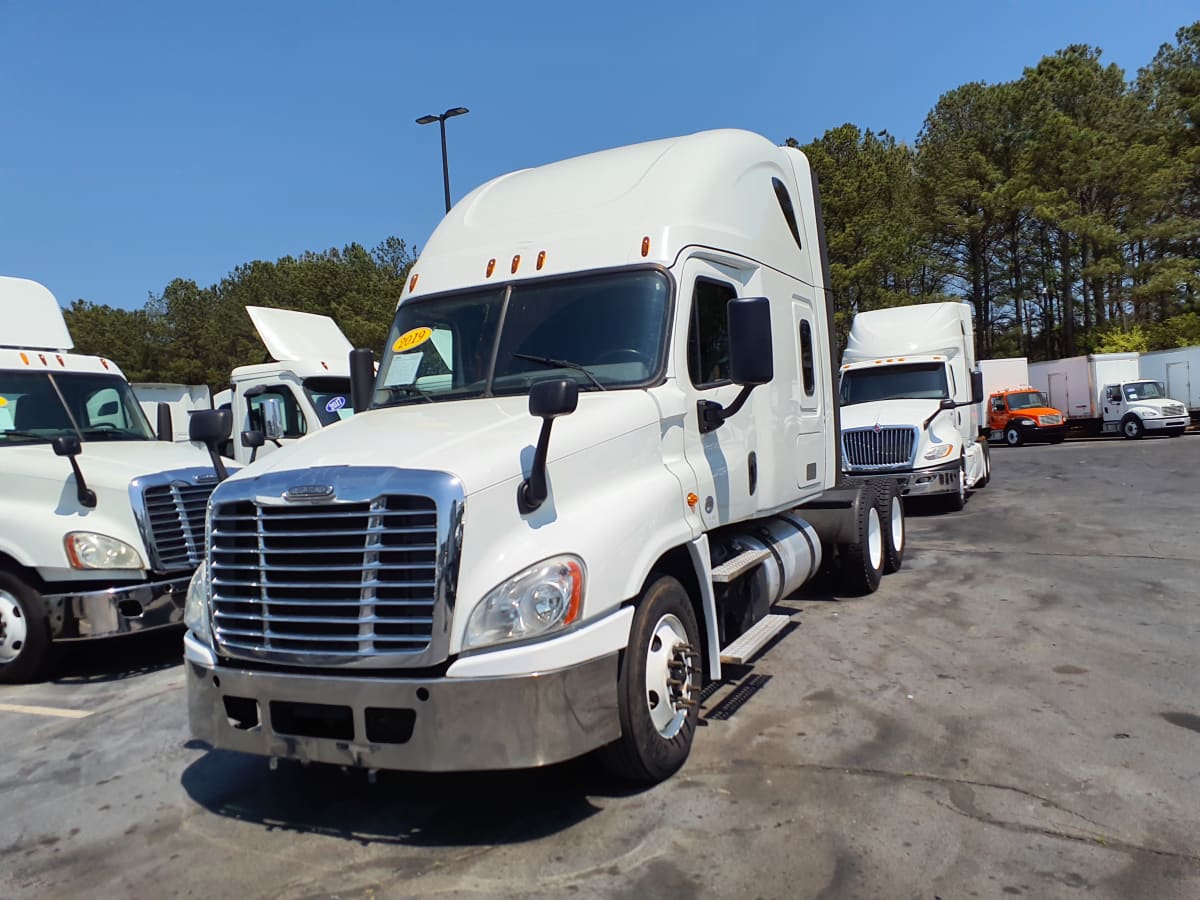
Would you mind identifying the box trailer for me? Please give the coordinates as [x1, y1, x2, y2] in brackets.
[1139, 345, 1200, 420]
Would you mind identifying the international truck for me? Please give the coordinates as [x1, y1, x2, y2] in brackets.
[1138, 345, 1200, 424]
[1028, 353, 1189, 439]
[214, 305, 356, 465]
[838, 302, 989, 511]
[978, 357, 1066, 446]
[183, 129, 906, 784]
[0, 276, 233, 682]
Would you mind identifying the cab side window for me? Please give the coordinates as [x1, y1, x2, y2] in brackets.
[991, 396, 1005, 413]
[1106, 386, 1122, 403]
[687, 279, 737, 388]
[248, 387, 306, 438]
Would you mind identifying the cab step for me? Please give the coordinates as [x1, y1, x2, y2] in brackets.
[719, 613, 790, 665]
[711, 548, 770, 583]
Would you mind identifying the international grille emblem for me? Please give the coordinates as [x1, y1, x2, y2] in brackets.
[873, 421, 882, 434]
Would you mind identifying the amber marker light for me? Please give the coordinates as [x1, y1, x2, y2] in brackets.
[511, 254, 521, 274]
[687, 492, 699, 510]
[19, 352, 29, 365]
[641, 236, 651, 257]
[56, 355, 65, 366]
[563, 558, 584, 625]
[38, 354, 47, 365]
[486, 258, 496, 277]
[409, 273, 419, 292]
[536, 250, 546, 271]
[100, 359, 110, 369]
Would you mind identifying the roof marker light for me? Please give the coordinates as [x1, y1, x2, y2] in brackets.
[511, 254, 521, 274]
[409, 273, 419, 292]
[641, 236, 650, 257]
[56, 355, 65, 366]
[536, 250, 546, 271]
[100, 359, 110, 370]
[19, 352, 29, 365]
[321, 361, 329, 370]
[38, 354, 47, 365]
[486, 258, 496, 277]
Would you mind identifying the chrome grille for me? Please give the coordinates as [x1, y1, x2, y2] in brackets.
[1164, 403, 1187, 417]
[1039, 414, 1064, 425]
[842, 426, 918, 470]
[142, 483, 214, 571]
[209, 495, 439, 658]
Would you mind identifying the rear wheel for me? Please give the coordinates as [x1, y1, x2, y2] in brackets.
[0, 572, 58, 684]
[873, 481, 905, 574]
[834, 483, 884, 595]
[602, 575, 702, 784]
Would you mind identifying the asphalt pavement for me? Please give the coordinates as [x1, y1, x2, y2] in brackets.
[2, 434, 1198, 898]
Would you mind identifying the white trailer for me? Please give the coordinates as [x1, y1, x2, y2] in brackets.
[1029, 353, 1188, 438]
[183, 129, 906, 784]
[1139, 345, 1200, 419]
[979, 357, 1029, 400]
[132, 383, 212, 442]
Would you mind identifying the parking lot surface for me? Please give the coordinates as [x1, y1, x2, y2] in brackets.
[2, 435, 1199, 899]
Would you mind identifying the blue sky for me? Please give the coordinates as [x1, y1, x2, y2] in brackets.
[2, 1, 1195, 311]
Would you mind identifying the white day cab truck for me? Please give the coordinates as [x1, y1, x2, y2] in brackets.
[183, 129, 908, 784]
[837, 302, 989, 512]
[1028, 352, 1189, 439]
[213, 305, 356, 465]
[0, 276, 236, 682]
[1138, 345, 1200, 425]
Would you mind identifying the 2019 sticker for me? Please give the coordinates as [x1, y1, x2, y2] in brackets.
[392, 327, 432, 353]
[325, 396, 347, 413]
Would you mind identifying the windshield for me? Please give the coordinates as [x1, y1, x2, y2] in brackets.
[374, 269, 671, 407]
[1124, 381, 1166, 401]
[304, 377, 354, 426]
[1006, 390, 1048, 410]
[0, 371, 154, 446]
[840, 362, 949, 406]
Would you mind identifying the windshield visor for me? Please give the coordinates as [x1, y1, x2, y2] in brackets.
[0, 371, 154, 446]
[374, 270, 671, 407]
[840, 362, 949, 406]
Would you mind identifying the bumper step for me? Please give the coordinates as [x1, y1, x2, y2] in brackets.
[711, 548, 770, 583]
[719, 613, 790, 665]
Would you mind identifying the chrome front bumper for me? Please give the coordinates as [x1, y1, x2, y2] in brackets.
[44, 575, 190, 641]
[844, 459, 961, 497]
[1145, 417, 1189, 431]
[185, 634, 621, 771]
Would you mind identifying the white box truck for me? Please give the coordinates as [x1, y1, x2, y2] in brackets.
[838, 302, 989, 511]
[1028, 353, 1188, 439]
[977, 357, 1067, 446]
[183, 129, 907, 784]
[214, 306, 357, 465]
[0, 276, 234, 682]
[1139, 345, 1200, 422]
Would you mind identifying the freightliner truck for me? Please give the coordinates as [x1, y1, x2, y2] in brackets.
[183, 130, 905, 783]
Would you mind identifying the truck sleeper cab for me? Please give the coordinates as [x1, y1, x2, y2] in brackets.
[986, 388, 1066, 446]
[184, 130, 901, 784]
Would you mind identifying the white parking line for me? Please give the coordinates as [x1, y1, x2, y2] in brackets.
[0, 701, 92, 719]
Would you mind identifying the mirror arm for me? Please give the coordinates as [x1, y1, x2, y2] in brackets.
[697, 385, 756, 434]
[206, 446, 229, 482]
[65, 454, 98, 509]
[518, 418, 556, 514]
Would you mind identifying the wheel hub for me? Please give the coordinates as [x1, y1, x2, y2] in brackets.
[644, 614, 699, 739]
[0, 590, 28, 664]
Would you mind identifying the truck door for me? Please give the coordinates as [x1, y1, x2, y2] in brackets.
[792, 299, 824, 487]
[1101, 384, 1123, 424]
[679, 258, 754, 529]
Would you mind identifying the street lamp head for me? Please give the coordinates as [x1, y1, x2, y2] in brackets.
[444, 107, 469, 118]
[415, 115, 439, 125]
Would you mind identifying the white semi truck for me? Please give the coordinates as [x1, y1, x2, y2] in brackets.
[183, 129, 906, 784]
[1028, 352, 1189, 439]
[0, 276, 233, 682]
[838, 302, 988, 511]
[1138, 345, 1200, 423]
[215, 306, 356, 465]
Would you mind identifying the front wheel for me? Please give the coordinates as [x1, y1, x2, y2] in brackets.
[1004, 425, 1023, 447]
[1167, 428, 1185, 438]
[1121, 415, 1145, 440]
[975, 442, 992, 489]
[942, 457, 967, 512]
[602, 575, 702, 784]
[0, 572, 58, 684]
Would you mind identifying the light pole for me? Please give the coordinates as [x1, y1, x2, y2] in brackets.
[416, 107, 469, 213]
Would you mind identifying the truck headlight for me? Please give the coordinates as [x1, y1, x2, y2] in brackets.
[463, 555, 584, 651]
[184, 561, 211, 641]
[923, 443, 955, 461]
[64, 532, 144, 570]
[1140, 408, 1159, 417]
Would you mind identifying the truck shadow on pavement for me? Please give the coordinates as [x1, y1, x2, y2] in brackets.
[53, 628, 184, 684]
[180, 746, 642, 846]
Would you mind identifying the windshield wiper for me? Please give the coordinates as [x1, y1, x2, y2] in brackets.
[513, 353, 607, 391]
[383, 384, 435, 404]
[0, 430, 53, 443]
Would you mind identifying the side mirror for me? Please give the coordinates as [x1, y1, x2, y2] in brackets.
[970, 370, 984, 404]
[258, 396, 285, 441]
[241, 429, 265, 463]
[518, 378, 579, 514]
[156, 402, 174, 442]
[728, 297, 774, 386]
[350, 348, 376, 413]
[52, 435, 97, 508]
[189, 409, 233, 481]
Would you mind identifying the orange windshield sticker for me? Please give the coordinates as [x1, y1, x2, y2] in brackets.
[392, 327, 432, 353]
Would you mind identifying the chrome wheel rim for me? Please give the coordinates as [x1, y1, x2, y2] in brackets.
[0, 590, 28, 664]
[645, 613, 695, 739]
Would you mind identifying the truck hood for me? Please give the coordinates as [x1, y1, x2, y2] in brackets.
[840, 399, 944, 431]
[1006, 406, 1063, 420]
[224, 392, 663, 495]
[6, 439, 219, 489]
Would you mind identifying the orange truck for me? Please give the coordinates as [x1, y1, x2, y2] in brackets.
[979, 358, 1067, 446]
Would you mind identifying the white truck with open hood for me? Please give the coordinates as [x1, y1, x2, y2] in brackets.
[183, 129, 907, 784]
[216, 305, 356, 465]
[0, 276, 234, 682]
[838, 302, 989, 511]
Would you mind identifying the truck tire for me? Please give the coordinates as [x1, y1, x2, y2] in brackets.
[942, 457, 967, 512]
[975, 442, 991, 489]
[0, 572, 58, 684]
[1167, 428, 1185, 438]
[1004, 424, 1023, 447]
[601, 574, 702, 784]
[834, 483, 884, 594]
[1121, 415, 1144, 440]
[873, 481, 905, 574]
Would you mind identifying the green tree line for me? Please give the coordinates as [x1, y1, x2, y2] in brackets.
[66, 22, 1198, 380]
